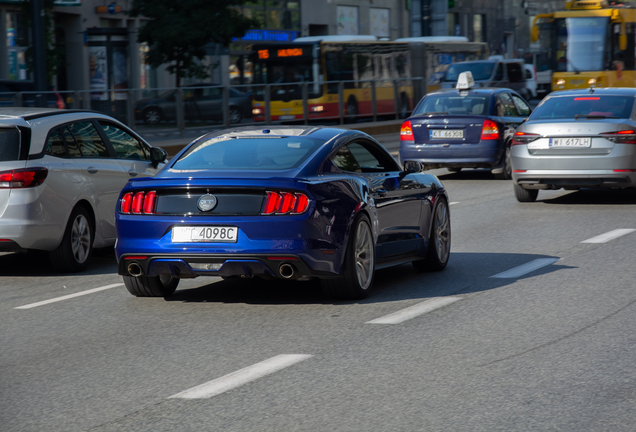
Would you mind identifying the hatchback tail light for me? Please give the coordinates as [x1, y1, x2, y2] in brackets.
[480, 119, 500, 140]
[120, 191, 157, 214]
[599, 130, 636, 144]
[400, 121, 414, 141]
[262, 191, 311, 215]
[512, 131, 541, 145]
[0, 168, 48, 189]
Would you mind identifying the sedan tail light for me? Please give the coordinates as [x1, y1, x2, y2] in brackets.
[262, 191, 311, 215]
[400, 121, 414, 141]
[512, 131, 541, 145]
[480, 119, 500, 140]
[599, 130, 636, 144]
[0, 168, 48, 189]
[120, 191, 157, 214]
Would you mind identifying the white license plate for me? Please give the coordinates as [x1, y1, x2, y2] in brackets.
[279, 115, 295, 120]
[171, 226, 238, 243]
[430, 129, 464, 139]
[549, 137, 591, 147]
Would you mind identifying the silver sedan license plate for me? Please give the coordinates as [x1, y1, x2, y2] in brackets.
[431, 129, 464, 139]
[172, 226, 238, 243]
[549, 137, 591, 147]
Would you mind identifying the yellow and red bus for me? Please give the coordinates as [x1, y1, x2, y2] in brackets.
[532, 0, 636, 91]
[250, 36, 488, 122]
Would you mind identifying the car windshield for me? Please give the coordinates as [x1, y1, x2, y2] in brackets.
[0, 127, 21, 161]
[413, 94, 489, 116]
[444, 62, 494, 81]
[554, 17, 609, 72]
[171, 136, 324, 171]
[530, 95, 634, 120]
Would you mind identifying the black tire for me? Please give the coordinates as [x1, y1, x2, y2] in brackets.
[514, 184, 539, 202]
[494, 144, 512, 180]
[49, 205, 94, 273]
[143, 107, 162, 125]
[413, 198, 451, 272]
[123, 274, 179, 297]
[229, 106, 243, 124]
[321, 214, 375, 300]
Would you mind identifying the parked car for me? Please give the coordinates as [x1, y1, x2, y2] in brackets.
[400, 71, 532, 179]
[511, 87, 636, 202]
[134, 84, 252, 125]
[115, 126, 451, 300]
[0, 107, 168, 271]
[440, 59, 529, 100]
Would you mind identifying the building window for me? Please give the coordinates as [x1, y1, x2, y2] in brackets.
[6, 12, 29, 81]
[474, 14, 485, 42]
[370, 8, 390, 38]
[337, 6, 358, 35]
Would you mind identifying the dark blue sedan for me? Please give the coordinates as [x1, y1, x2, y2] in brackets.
[399, 85, 532, 178]
[115, 126, 451, 300]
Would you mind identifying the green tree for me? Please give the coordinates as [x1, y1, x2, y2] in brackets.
[23, 0, 65, 87]
[129, 0, 259, 87]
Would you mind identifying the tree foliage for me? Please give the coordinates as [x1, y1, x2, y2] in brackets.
[129, 0, 259, 87]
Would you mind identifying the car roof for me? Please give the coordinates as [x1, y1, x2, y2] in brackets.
[426, 88, 516, 96]
[0, 108, 102, 121]
[197, 125, 355, 141]
[547, 88, 636, 97]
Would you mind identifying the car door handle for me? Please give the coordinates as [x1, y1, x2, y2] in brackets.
[377, 189, 388, 197]
[128, 170, 139, 177]
[87, 167, 98, 174]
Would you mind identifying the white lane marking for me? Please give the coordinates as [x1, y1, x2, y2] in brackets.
[490, 258, 559, 279]
[449, 202, 459, 206]
[169, 354, 313, 400]
[366, 297, 462, 325]
[15, 283, 124, 309]
[581, 229, 636, 244]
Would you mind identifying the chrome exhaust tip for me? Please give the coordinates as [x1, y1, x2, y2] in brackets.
[279, 263, 296, 279]
[127, 262, 144, 277]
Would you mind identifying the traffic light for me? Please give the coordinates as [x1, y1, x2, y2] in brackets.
[449, 0, 455, 8]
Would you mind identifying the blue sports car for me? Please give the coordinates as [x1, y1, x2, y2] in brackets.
[115, 126, 451, 299]
[399, 75, 532, 179]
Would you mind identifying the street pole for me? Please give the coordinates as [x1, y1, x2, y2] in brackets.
[30, 0, 48, 106]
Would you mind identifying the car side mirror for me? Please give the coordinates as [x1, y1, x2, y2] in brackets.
[403, 160, 423, 173]
[150, 147, 168, 168]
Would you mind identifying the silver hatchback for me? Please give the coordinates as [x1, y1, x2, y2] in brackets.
[511, 88, 636, 202]
[0, 108, 167, 271]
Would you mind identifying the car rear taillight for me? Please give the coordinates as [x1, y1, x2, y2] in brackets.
[512, 131, 541, 145]
[120, 191, 157, 214]
[0, 168, 48, 189]
[262, 191, 311, 215]
[599, 130, 636, 144]
[480, 119, 500, 140]
[400, 121, 414, 141]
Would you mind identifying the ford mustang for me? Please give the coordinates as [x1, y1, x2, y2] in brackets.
[115, 126, 451, 299]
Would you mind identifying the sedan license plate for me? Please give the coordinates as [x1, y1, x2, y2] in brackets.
[171, 226, 238, 243]
[430, 129, 464, 139]
[549, 137, 591, 147]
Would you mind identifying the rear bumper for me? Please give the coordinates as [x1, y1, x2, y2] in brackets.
[512, 170, 636, 189]
[399, 140, 504, 169]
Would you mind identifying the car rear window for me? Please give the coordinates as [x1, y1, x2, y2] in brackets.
[0, 127, 21, 162]
[171, 136, 324, 171]
[531, 95, 634, 120]
[413, 95, 489, 116]
[444, 63, 494, 82]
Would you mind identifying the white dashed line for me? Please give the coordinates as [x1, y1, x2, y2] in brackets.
[366, 297, 462, 325]
[581, 229, 636, 244]
[169, 354, 313, 400]
[490, 258, 559, 279]
[449, 202, 459, 206]
[15, 283, 124, 309]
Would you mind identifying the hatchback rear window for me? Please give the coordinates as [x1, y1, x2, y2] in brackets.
[172, 136, 324, 171]
[414, 95, 489, 115]
[0, 127, 21, 162]
[531, 96, 634, 120]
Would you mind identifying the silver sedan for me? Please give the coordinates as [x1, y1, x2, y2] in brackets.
[511, 88, 636, 202]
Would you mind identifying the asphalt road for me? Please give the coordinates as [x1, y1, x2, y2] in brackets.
[2, 132, 636, 431]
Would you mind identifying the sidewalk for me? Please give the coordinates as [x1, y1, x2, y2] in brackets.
[141, 119, 404, 156]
